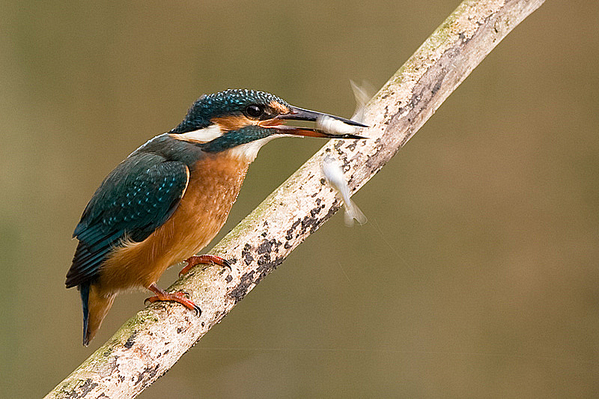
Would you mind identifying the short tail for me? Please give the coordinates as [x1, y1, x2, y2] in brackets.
[79, 283, 115, 346]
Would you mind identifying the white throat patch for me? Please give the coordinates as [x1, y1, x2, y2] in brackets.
[227, 135, 282, 162]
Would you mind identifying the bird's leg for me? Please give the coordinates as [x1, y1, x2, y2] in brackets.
[145, 283, 201, 315]
[179, 254, 231, 277]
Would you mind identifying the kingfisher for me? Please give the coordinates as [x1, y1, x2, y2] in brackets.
[65, 89, 366, 345]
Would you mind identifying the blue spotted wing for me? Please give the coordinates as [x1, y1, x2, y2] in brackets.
[66, 153, 189, 288]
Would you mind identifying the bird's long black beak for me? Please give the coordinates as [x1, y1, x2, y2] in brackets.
[272, 106, 368, 139]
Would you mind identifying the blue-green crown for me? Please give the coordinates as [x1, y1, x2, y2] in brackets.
[171, 89, 289, 134]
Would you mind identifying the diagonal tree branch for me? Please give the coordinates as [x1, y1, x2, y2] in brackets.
[46, 0, 545, 397]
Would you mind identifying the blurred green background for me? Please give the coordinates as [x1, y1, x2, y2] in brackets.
[1, 0, 598, 397]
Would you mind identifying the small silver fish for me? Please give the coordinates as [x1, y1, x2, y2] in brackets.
[316, 115, 361, 136]
[321, 156, 367, 227]
[315, 80, 374, 137]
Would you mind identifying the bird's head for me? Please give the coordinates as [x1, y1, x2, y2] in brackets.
[169, 89, 367, 161]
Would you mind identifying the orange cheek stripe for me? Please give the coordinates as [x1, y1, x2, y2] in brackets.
[212, 115, 254, 131]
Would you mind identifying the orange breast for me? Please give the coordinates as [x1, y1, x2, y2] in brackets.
[97, 153, 250, 293]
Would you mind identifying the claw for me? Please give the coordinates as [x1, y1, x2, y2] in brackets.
[179, 254, 231, 277]
[145, 283, 201, 316]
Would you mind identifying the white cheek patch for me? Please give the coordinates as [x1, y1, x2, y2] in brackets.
[178, 124, 223, 142]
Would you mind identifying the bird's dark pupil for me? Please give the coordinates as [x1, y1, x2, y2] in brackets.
[246, 105, 263, 118]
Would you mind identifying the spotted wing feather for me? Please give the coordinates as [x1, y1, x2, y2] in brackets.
[66, 154, 189, 288]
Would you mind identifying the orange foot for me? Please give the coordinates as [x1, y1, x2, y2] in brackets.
[179, 254, 231, 277]
[145, 283, 201, 316]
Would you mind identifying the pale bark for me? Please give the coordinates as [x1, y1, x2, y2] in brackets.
[46, 0, 546, 397]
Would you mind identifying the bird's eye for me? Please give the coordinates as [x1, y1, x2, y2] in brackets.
[245, 104, 264, 119]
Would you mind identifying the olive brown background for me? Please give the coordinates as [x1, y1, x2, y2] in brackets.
[1, 1, 598, 398]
